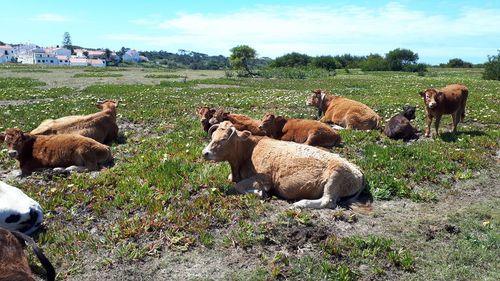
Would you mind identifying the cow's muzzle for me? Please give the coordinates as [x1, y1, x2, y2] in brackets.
[7, 150, 18, 158]
[428, 102, 437, 109]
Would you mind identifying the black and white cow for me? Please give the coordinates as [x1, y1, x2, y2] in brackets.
[0, 181, 43, 234]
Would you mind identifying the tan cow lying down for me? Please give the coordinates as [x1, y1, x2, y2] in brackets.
[0, 227, 55, 281]
[0, 128, 112, 175]
[306, 89, 381, 130]
[203, 122, 364, 209]
[419, 84, 469, 137]
[31, 100, 119, 144]
[209, 108, 266, 136]
[196, 106, 216, 133]
[259, 112, 341, 148]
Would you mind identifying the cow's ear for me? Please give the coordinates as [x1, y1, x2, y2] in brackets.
[418, 91, 425, 97]
[437, 91, 444, 98]
[114, 100, 119, 107]
[239, 130, 251, 140]
[0, 133, 4, 143]
[209, 109, 216, 114]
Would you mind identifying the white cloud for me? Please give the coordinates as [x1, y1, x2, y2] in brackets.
[114, 2, 500, 62]
[31, 13, 69, 22]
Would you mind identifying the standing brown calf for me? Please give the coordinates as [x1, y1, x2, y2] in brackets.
[259, 112, 341, 148]
[0, 228, 55, 281]
[208, 108, 266, 136]
[30, 100, 119, 144]
[0, 128, 112, 175]
[419, 84, 468, 137]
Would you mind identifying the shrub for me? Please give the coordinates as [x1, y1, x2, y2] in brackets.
[271, 53, 312, 68]
[445, 58, 473, 68]
[311, 56, 340, 71]
[360, 54, 389, 71]
[258, 67, 331, 79]
[483, 51, 500, 80]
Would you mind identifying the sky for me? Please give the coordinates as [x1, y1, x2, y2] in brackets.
[1, 0, 499, 64]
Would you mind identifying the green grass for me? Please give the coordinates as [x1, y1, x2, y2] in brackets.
[0, 68, 498, 279]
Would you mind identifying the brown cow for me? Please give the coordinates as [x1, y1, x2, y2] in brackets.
[0, 228, 55, 281]
[208, 108, 266, 136]
[30, 100, 119, 144]
[383, 105, 419, 141]
[0, 128, 112, 175]
[258, 112, 341, 148]
[196, 106, 216, 133]
[203, 121, 365, 209]
[306, 89, 381, 130]
[419, 84, 469, 137]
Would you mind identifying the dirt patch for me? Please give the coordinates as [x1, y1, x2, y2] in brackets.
[193, 84, 240, 89]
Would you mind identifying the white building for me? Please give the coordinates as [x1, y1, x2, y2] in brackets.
[0, 45, 14, 63]
[69, 57, 88, 66]
[122, 49, 140, 63]
[56, 55, 70, 65]
[33, 53, 59, 65]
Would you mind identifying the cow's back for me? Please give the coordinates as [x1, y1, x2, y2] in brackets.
[437, 84, 469, 114]
[250, 139, 362, 200]
[326, 97, 380, 129]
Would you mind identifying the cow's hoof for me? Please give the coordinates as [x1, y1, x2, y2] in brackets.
[53, 167, 65, 173]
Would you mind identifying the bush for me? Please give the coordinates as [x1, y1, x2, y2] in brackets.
[360, 54, 389, 71]
[259, 67, 331, 79]
[311, 56, 340, 71]
[445, 58, 473, 68]
[271, 53, 312, 68]
[402, 63, 428, 74]
[483, 51, 500, 80]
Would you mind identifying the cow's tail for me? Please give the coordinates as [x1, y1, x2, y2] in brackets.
[11, 230, 56, 281]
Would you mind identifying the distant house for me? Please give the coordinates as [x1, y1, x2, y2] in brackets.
[0, 45, 14, 63]
[69, 57, 88, 66]
[89, 58, 106, 67]
[122, 49, 140, 63]
[48, 47, 71, 57]
[33, 53, 59, 65]
[56, 55, 70, 65]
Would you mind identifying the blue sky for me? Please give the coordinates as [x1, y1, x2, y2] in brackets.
[1, 0, 499, 64]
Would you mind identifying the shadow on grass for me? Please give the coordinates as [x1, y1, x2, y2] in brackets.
[440, 130, 487, 142]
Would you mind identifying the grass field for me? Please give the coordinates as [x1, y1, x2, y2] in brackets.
[0, 65, 498, 280]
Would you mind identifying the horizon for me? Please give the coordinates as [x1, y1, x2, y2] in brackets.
[1, 0, 499, 64]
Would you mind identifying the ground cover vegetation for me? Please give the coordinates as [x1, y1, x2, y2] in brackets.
[0, 65, 498, 280]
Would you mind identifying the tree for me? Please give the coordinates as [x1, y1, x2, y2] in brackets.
[62, 32, 72, 49]
[385, 48, 419, 71]
[271, 52, 311, 68]
[311, 56, 339, 71]
[104, 48, 112, 66]
[360, 54, 389, 71]
[483, 50, 500, 80]
[446, 58, 473, 68]
[229, 45, 257, 76]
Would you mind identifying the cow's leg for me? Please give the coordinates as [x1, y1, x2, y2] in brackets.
[65, 165, 87, 173]
[234, 176, 269, 197]
[451, 112, 459, 133]
[424, 114, 433, 137]
[434, 115, 442, 136]
[292, 173, 339, 209]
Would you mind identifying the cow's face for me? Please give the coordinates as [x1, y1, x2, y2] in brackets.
[306, 90, 323, 106]
[0, 128, 28, 159]
[209, 109, 229, 125]
[419, 89, 443, 109]
[202, 121, 249, 161]
[402, 105, 416, 120]
[259, 112, 275, 133]
[196, 107, 215, 122]
[96, 99, 118, 110]
[0, 181, 43, 234]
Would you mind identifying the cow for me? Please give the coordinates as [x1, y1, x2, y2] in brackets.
[202, 121, 365, 209]
[306, 89, 381, 130]
[0, 227, 55, 281]
[419, 84, 469, 137]
[0, 128, 112, 175]
[196, 106, 216, 133]
[258, 112, 341, 148]
[0, 181, 43, 235]
[383, 105, 419, 141]
[208, 108, 266, 136]
[30, 100, 119, 144]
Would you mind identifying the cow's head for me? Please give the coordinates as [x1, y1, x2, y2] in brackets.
[0, 181, 43, 235]
[419, 89, 443, 109]
[258, 112, 275, 133]
[202, 121, 250, 161]
[209, 108, 229, 126]
[402, 105, 416, 120]
[196, 107, 216, 122]
[0, 128, 31, 159]
[96, 99, 119, 111]
[306, 89, 323, 107]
